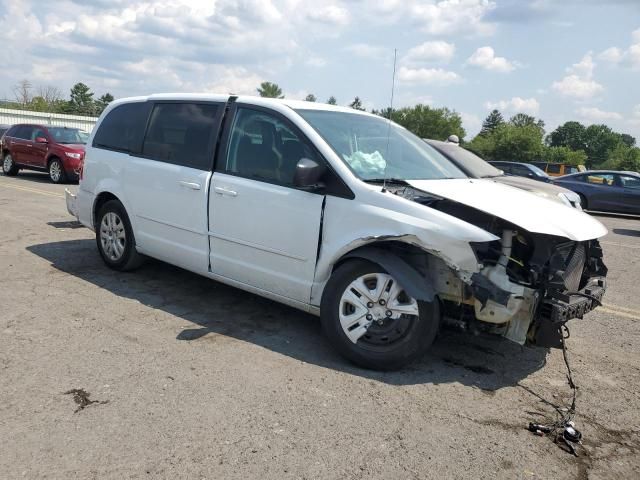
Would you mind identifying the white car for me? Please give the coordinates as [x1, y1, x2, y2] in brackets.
[66, 94, 608, 370]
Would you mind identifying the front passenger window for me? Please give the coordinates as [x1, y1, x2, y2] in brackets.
[223, 108, 319, 186]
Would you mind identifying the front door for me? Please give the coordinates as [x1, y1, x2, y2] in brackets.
[29, 126, 49, 168]
[208, 105, 324, 303]
[617, 174, 640, 214]
[123, 101, 224, 274]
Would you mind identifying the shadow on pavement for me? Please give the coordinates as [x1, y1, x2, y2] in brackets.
[612, 228, 640, 238]
[27, 238, 549, 390]
[3, 170, 78, 185]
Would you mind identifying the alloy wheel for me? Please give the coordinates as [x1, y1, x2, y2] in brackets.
[100, 212, 126, 261]
[49, 161, 62, 182]
[3, 155, 12, 173]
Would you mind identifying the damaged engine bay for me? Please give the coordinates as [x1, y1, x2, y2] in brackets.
[384, 183, 608, 349]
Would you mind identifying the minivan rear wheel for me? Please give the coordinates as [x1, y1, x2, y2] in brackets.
[96, 200, 144, 271]
[2, 153, 19, 176]
[320, 260, 440, 370]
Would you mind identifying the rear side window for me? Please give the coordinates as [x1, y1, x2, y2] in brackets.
[12, 126, 34, 140]
[93, 102, 150, 153]
[142, 103, 221, 170]
[546, 164, 561, 174]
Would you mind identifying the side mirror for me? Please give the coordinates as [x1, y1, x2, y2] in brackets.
[35, 137, 48, 143]
[293, 158, 326, 191]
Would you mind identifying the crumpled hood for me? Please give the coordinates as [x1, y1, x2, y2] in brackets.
[407, 178, 607, 241]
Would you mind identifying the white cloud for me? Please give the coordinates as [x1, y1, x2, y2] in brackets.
[576, 107, 623, 121]
[552, 75, 603, 99]
[306, 5, 350, 27]
[397, 66, 461, 85]
[203, 66, 265, 95]
[305, 56, 327, 68]
[461, 112, 482, 137]
[402, 41, 455, 65]
[568, 52, 596, 77]
[345, 43, 389, 59]
[552, 52, 603, 99]
[485, 97, 540, 114]
[467, 46, 516, 72]
[594, 28, 640, 69]
[629, 104, 640, 125]
[411, 0, 497, 35]
[598, 47, 624, 63]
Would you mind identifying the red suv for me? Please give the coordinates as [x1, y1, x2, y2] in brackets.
[1, 124, 87, 183]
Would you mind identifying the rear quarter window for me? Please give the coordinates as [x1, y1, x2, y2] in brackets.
[93, 102, 150, 153]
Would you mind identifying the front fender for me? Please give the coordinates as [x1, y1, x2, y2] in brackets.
[341, 246, 436, 302]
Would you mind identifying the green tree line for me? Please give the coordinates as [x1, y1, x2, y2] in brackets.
[257, 80, 639, 172]
[6, 79, 114, 116]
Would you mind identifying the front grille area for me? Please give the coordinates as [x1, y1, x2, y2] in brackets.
[562, 243, 586, 292]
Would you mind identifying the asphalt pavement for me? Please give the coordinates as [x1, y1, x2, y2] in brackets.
[1, 172, 639, 479]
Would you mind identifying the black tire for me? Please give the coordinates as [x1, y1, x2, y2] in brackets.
[578, 193, 588, 210]
[96, 200, 144, 271]
[48, 158, 67, 184]
[320, 259, 440, 370]
[2, 153, 19, 176]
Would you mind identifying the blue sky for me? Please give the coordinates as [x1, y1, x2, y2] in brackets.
[1, 0, 639, 139]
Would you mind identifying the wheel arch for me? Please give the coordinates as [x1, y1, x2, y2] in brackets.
[326, 241, 437, 303]
[93, 191, 123, 229]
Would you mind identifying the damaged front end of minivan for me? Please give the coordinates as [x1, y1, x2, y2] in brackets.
[369, 182, 608, 350]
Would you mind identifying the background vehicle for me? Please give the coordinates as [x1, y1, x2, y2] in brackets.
[67, 94, 607, 370]
[0, 124, 11, 139]
[426, 140, 582, 209]
[489, 161, 551, 183]
[553, 170, 640, 214]
[532, 162, 585, 177]
[1, 124, 86, 183]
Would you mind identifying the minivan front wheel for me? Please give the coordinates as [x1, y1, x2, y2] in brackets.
[96, 200, 144, 271]
[2, 153, 19, 176]
[320, 260, 440, 370]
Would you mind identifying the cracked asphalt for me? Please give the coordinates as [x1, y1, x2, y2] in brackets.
[1, 172, 639, 479]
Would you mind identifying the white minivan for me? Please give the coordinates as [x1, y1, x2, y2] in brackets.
[66, 94, 608, 370]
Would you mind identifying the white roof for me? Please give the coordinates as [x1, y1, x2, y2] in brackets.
[110, 93, 374, 116]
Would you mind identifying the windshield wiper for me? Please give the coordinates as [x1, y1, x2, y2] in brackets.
[363, 178, 407, 184]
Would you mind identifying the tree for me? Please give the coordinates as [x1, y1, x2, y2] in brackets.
[601, 144, 640, 171]
[542, 146, 588, 166]
[582, 124, 623, 168]
[37, 85, 62, 105]
[257, 81, 284, 98]
[95, 93, 114, 114]
[467, 123, 544, 162]
[390, 104, 465, 141]
[509, 113, 545, 134]
[547, 121, 587, 151]
[304, 93, 317, 102]
[13, 79, 33, 106]
[68, 82, 95, 115]
[621, 133, 636, 148]
[326, 96, 337, 105]
[480, 109, 504, 136]
[349, 96, 365, 111]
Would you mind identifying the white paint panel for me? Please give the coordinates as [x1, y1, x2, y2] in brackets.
[408, 178, 607, 241]
[209, 173, 323, 303]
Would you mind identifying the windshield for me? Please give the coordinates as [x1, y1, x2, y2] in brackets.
[296, 110, 465, 181]
[429, 142, 502, 178]
[529, 164, 549, 177]
[48, 127, 86, 144]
